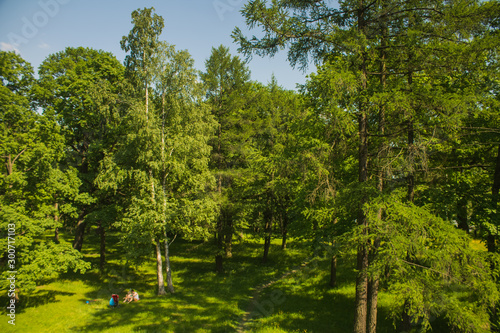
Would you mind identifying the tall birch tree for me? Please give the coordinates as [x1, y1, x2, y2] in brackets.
[103, 8, 216, 295]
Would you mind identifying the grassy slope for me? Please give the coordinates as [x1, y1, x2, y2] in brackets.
[0, 231, 454, 332]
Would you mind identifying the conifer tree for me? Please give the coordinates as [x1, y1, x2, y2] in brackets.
[246, 78, 303, 261]
[234, 0, 500, 331]
[201, 45, 251, 272]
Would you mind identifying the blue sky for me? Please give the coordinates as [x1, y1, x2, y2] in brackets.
[0, 0, 315, 90]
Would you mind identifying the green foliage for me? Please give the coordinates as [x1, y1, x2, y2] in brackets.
[200, 45, 254, 261]
[235, 0, 500, 331]
[1, 51, 90, 291]
[120, 6, 164, 95]
[245, 80, 311, 240]
[17, 241, 90, 290]
[3, 2, 500, 331]
[38, 47, 127, 149]
[0, 237, 312, 333]
[352, 191, 500, 331]
[37, 46, 127, 216]
[108, 25, 216, 262]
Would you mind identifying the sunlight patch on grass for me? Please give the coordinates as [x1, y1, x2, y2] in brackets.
[470, 239, 487, 251]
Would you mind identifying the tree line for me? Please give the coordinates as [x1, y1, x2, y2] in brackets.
[1, 0, 500, 331]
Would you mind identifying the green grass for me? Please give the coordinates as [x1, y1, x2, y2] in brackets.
[0, 233, 311, 332]
[0, 232, 450, 332]
[242, 254, 398, 333]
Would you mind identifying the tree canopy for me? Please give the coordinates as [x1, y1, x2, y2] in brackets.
[1, 2, 500, 332]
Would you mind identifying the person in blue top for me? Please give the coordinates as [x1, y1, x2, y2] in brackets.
[109, 294, 119, 307]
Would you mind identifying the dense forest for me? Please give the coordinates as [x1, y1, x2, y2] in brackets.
[1, 0, 500, 332]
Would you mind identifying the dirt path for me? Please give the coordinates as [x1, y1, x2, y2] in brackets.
[236, 257, 313, 333]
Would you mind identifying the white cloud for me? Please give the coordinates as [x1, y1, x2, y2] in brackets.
[38, 42, 50, 50]
[0, 42, 20, 53]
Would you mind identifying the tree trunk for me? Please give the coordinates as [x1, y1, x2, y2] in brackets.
[54, 202, 60, 244]
[99, 221, 106, 271]
[281, 210, 288, 250]
[215, 214, 224, 273]
[263, 168, 275, 263]
[330, 254, 337, 288]
[400, 300, 412, 332]
[354, 242, 369, 333]
[489, 144, 500, 253]
[5, 154, 13, 176]
[146, 83, 149, 119]
[215, 253, 223, 273]
[225, 218, 233, 258]
[367, 236, 381, 333]
[407, 119, 415, 203]
[160, 92, 174, 293]
[72, 217, 86, 252]
[215, 111, 225, 272]
[457, 196, 469, 233]
[164, 234, 175, 293]
[487, 234, 496, 254]
[401, 55, 416, 331]
[365, 10, 389, 328]
[263, 204, 272, 263]
[263, 234, 271, 263]
[156, 239, 166, 295]
[54, 227, 59, 244]
[353, 0, 370, 329]
[367, 277, 379, 333]
[367, 13, 387, 330]
[492, 144, 500, 204]
[354, 111, 369, 333]
[144, 51, 149, 120]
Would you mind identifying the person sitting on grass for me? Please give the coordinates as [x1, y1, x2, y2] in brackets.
[131, 290, 139, 302]
[124, 289, 139, 303]
[109, 294, 119, 308]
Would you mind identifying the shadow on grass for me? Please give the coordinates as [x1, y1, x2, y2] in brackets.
[0, 289, 75, 315]
[13, 231, 319, 332]
[237, 253, 407, 333]
[70, 296, 237, 332]
[67, 236, 312, 332]
[262, 292, 356, 332]
[10, 230, 456, 332]
[240, 254, 359, 333]
[244, 253, 453, 333]
[56, 232, 159, 299]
